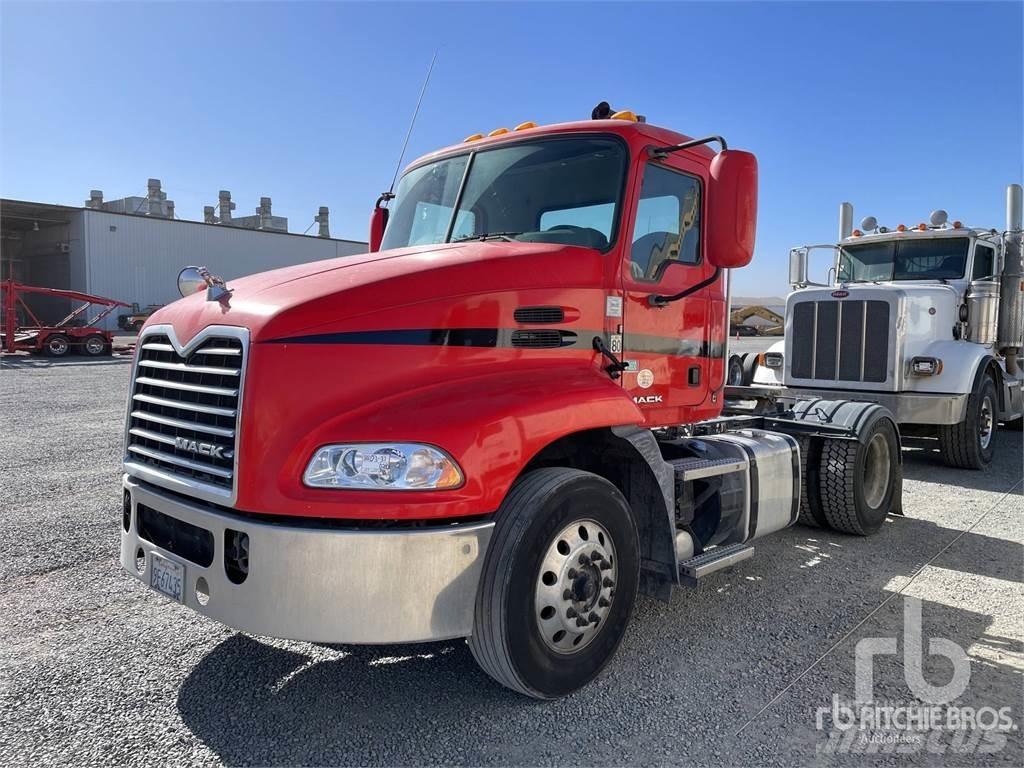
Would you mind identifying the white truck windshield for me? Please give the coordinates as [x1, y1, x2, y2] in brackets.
[838, 238, 969, 282]
[380, 137, 626, 252]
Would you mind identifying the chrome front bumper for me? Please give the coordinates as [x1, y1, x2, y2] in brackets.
[121, 476, 493, 644]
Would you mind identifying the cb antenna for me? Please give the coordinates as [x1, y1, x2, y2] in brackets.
[385, 50, 438, 200]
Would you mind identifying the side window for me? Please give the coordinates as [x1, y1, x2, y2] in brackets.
[630, 164, 701, 282]
[972, 244, 995, 280]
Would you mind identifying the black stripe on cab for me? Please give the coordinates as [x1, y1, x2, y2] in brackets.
[265, 329, 499, 347]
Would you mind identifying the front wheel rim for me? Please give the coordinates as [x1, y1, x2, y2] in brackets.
[534, 519, 617, 654]
[979, 395, 994, 450]
[86, 338, 103, 354]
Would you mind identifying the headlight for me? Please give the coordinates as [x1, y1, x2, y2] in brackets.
[910, 357, 943, 376]
[303, 443, 464, 490]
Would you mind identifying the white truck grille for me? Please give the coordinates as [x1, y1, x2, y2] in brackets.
[789, 299, 891, 384]
[126, 331, 244, 497]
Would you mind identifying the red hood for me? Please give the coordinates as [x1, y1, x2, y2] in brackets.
[147, 241, 605, 345]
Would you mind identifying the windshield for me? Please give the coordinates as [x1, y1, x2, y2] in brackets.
[838, 237, 969, 282]
[380, 137, 626, 252]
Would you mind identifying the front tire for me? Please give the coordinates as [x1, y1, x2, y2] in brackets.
[938, 375, 997, 469]
[469, 468, 639, 699]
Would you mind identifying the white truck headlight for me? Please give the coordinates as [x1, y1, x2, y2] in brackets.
[303, 443, 464, 490]
[910, 357, 943, 376]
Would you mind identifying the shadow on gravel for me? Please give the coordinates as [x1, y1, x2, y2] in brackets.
[0, 354, 132, 369]
[177, 634, 530, 765]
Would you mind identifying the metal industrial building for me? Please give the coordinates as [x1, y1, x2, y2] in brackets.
[1, 181, 366, 330]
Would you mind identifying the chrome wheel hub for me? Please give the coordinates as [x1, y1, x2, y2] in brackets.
[979, 395, 994, 450]
[862, 432, 891, 509]
[86, 338, 103, 354]
[534, 519, 616, 654]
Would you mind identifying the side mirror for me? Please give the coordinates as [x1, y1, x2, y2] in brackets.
[369, 201, 390, 253]
[789, 248, 808, 287]
[706, 150, 758, 269]
[177, 266, 207, 297]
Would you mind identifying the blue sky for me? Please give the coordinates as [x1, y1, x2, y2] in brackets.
[2, 1, 1021, 296]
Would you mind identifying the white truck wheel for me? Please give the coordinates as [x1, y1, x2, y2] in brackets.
[938, 375, 997, 470]
[468, 467, 639, 699]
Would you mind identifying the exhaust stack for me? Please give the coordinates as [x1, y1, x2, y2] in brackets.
[838, 202, 854, 240]
[998, 184, 1023, 372]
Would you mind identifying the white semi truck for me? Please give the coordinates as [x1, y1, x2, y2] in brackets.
[734, 184, 1023, 470]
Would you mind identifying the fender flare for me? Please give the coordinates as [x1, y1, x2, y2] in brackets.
[787, 398, 904, 516]
[970, 354, 1001, 409]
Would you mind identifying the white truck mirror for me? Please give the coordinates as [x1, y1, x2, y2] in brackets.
[789, 248, 808, 287]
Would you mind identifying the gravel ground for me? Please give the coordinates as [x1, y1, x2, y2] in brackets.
[1, 352, 1021, 767]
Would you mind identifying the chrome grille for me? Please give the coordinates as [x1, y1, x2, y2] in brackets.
[126, 332, 244, 495]
[790, 299, 890, 384]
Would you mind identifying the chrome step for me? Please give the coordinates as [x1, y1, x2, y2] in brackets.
[679, 543, 754, 586]
[669, 456, 747, 482]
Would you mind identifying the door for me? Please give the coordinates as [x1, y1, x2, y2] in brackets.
[620, 156, 717, 426]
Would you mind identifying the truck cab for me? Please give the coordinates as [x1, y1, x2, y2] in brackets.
[119, 106, 902, 699]
[748, 188, 1024, 469]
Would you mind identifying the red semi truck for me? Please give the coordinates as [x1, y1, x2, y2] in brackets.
[120, 105, 903, 698]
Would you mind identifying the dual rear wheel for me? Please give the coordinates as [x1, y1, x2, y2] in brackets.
[798, 418, 900, 536]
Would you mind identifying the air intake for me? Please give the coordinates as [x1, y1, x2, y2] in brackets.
[514, 306, 564, 324]
[511, 330, 576, 349]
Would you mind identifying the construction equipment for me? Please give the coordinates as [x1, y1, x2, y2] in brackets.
[729, 304, 784, 336]
[739, 185, 1024, 469]
[119, 103, 903, 699]
[1, 280, 129, 357]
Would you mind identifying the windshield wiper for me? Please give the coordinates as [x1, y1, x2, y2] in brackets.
[453, 232, 522, 242]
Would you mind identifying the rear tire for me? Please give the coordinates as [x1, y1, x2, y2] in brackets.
[796, 437, 829, 528]
[818, 418, 900, 535]
[44, 334, 70, 357]
[727, 354, 744, 386]
[938, 375, 997, 469]
[82, 334, 109, 357]
[468, 468, 639, 699]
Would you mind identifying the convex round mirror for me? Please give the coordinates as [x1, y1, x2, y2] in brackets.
[177, 266, 207, 297]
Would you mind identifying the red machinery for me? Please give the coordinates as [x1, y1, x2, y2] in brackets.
[1, 279, 130, 357]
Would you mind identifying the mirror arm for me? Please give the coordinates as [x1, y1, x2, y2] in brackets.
[649, 266, 721, 307]
[648, 135, 728, 159]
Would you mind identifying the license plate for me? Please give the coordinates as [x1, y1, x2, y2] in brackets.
[149, 553, 185, 603]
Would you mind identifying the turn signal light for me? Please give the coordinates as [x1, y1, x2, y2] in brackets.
[464, 133, 483, 142]
[953, 221, 963, 229]
[851, 229, 863, 237]
[487, 127, 509, 137]
[514, 121, 537, 131]
[917, 223, 927, 231]
[910, 357, 943, 376]
[897, 224, 907, 232]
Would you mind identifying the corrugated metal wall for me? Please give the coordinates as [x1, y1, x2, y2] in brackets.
[81, 211, 366, 328]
